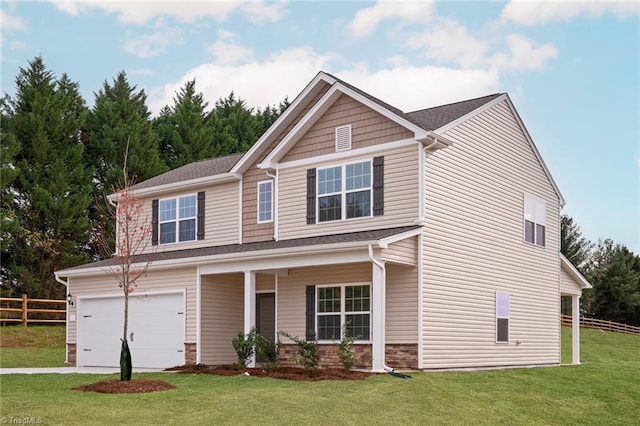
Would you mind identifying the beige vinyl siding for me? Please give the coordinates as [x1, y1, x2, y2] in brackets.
[278, 263, 371, 338]
[67, 267, 197, 344]
[200, 273, 244, 365]
[256, 274, 275, 292]
[282, 94, 414, 162]
[560, 266, 582, 296]
[278, 143, 420, 240]
[386, 264, 419, 343]
[421, 99, 561, 369]
[382, 237, 417, 266]
[137, 181, 239, 254]
[243, 84, 331, 243]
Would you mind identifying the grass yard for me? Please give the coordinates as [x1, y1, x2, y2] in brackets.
[0, 327, 638, 425]
[0, 325, 67, 368]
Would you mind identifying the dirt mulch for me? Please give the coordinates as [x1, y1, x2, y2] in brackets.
[73, 379, 176, 394]
[166, 364, 374, 381]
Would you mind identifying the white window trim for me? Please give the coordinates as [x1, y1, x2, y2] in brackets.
[335, 124, 352, 152]
[158, 194, 197, 245]
[316, 282, 372, 343]
[523, 193, 546, 247]
[316, 159, 373, 224]
[496, 291, 509, 344]
[257, 180, 274, 224]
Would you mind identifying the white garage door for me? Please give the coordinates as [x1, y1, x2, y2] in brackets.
[77, 292, 185, 368]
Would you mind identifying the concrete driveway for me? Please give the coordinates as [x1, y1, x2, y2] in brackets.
[0, 367, 166, 374]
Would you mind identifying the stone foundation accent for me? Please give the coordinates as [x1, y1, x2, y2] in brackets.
[184, 343, 197, 365]
[279, 343, 372, 369]
[67, 343, 76, 365]
[385, 343, 419, 369]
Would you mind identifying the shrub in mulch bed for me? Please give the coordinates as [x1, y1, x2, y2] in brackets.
[165, 364, 373, 381]
[73, 379, 176, 394]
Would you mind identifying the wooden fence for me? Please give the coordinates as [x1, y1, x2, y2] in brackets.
[0, 295, 66, 327]
[561, 314, 640, 335]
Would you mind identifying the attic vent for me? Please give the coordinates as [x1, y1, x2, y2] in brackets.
[335, 125, 352, 152]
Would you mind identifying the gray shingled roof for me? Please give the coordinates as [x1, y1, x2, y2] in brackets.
[130, 152, 244, 191]
[406, 93, 503, 131]
[59, 225, 421, 273]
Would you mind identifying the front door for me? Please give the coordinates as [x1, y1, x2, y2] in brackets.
[256, 293, 275, 362]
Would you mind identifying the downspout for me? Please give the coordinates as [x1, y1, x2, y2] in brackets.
[368, 245, 396, 373]
[416, 139, 439, 225]
[266, 169, 278, 241]
[54, 273, 70, 364]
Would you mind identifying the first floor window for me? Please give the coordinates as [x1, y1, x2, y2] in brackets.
[317, 284, 370, 340]
[159, 195, 197, 244]
[524, 194, 546, 247]
[496, 291, 509, 343]
[258, 180, 273, 223]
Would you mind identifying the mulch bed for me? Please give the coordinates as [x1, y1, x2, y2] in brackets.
[165, 364, 374, 381]
[73, 379, 176, 394]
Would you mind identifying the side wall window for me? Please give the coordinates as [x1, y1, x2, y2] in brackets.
[257, 180, 273, 223]
[524, 194, 546, 247]
[496, 291, 509, 343]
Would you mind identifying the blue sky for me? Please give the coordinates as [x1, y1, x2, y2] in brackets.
[1, 1, 638, 253]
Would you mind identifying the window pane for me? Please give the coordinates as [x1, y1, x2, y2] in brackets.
[536, 224, 546, 247]
[160, 222, 176, 244]
[318, 166, 341, 195]
[496, 292, 509, 318]
[258, 182, 272, 222]
[524, 220, 535, 244]
[179, 195, 196, 219]
[318, 315, 341, 340]
[179, 219, 196, 241]
[346, 285, 370, 312]
[497, 318, 509, 342]
[159, 199, 176, 222]
[318, 287, 340, 313]
[346, 190, 371, 218]
[346, 314, 370, 340]
[319, 195, 341, 222]
[346, 161, 371, 190]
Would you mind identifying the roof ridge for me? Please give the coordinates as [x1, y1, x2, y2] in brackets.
[407, 93, 504, 115]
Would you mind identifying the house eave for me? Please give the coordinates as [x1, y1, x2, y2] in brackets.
[107, 173, 240, 201]
[560, 253, 592, 289]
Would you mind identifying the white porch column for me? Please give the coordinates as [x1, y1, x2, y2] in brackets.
[572, 294, 581, 365]
[244, 270, 256, 367]
[371, 260, 386, 372]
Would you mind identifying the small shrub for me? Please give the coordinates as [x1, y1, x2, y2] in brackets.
[255, 334, 279, 367]
[279, 331, 319, 371]
[337, 323, 359, 371]
[232, 327, 257, 368]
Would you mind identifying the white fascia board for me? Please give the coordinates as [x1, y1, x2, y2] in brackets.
[231, 72, 337, 174]
[260, 82, 427, 169]
[377, 227, 422, 249]
[107, 173, 240, 201]
[56, 239, 381, 278]
[561, 253, 592, 289]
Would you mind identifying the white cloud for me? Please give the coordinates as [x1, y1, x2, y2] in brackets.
[51, 0, 286, 25]
[208, 30, 254, 65]
[501, 0, 640, 25]
[491, 34, 558, 71]
[347, 0, 435, 39]
[9, 40, 28, 50]
[123, 20, 184, 58]
[0, 9, 26, 30]
[148, 47, 500, 116]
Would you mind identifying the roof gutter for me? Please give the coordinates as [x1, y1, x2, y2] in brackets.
[419, 131, 454, 150]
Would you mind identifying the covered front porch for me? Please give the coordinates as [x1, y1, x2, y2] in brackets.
[560, 254, 592, 365]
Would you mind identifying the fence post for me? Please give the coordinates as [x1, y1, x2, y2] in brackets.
[22, 294, 28, 327]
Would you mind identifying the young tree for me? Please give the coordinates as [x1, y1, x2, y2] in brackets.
[95, 147, 155, 381]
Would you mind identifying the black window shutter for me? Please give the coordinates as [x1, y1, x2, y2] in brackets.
[306, 168, 316, 224]
[305, 285, 316, 341]
[373, 156, 384, 216]
[197, 191, 205, 240]
[151, 199, 159, 245]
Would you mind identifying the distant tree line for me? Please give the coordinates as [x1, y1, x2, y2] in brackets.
[1, 56, 288, 299]
[561, 215, 640, 326]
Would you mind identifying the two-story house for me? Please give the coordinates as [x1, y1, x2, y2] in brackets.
[55, 72, 590, 372]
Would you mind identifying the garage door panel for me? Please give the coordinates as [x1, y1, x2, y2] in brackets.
[77, 292, 185, 368]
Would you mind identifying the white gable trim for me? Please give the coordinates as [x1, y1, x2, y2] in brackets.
[230, 72, 337, 175]
[259, 81, 428, 169]
[436, 94, 565, 206]
[108, 173, 239, 201]
[561, 254, 592, 289]
[378, 227, 422, 249]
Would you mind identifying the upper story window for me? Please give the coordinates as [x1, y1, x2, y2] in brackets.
[257, 180, 273, 223]
[159, 195, 197, 244]
[317, 160, 372, 222]
[523, 194, 546, 247]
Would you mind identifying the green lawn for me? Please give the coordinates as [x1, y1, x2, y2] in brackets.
[1, 325, 67, 368]
[0, 327, 638, 425]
